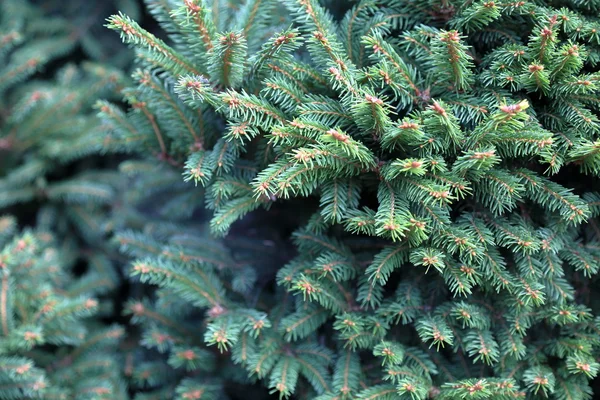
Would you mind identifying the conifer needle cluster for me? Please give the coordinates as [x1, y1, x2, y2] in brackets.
[2, 0, 600, 399]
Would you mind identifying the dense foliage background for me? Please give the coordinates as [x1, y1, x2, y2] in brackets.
[2, 1, 600, 399]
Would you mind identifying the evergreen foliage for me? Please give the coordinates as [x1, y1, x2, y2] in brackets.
[111, 161, 291, 399]
[99, 0, 600, 399]
[0, 216, 128, 399]
[0, 0, 127, 215]
[0, 0, 127, 305]
[0, 3, 132, 398]
[2, 0, 600, 399]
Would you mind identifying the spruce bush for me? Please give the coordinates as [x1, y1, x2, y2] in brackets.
[98, 0, 600, 398]
[2, 0, 600, 399]
[0, 216, 128, 399]
[1, 2, 133, 398]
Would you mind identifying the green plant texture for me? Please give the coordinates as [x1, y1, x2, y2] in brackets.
[2, 0, 600, 399]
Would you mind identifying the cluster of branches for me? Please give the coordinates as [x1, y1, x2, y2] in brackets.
[2, 0, 600, 399]
[98, 0, 600, 399]
[0, 1, 139, 398]
[0, 216, 128, 399]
